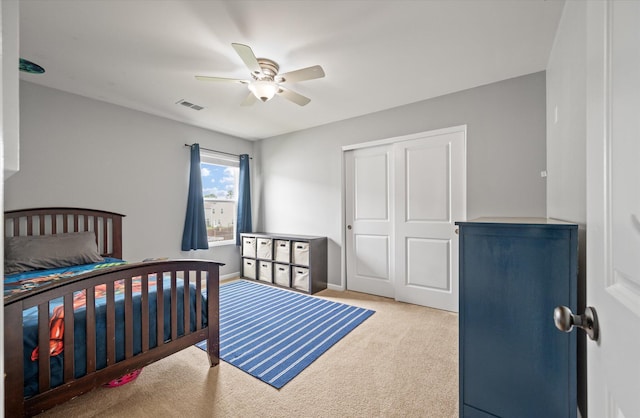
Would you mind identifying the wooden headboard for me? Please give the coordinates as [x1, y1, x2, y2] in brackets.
[4, 207, 125, 259]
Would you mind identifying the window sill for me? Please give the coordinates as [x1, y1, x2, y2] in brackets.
[208, 240, 235, 248]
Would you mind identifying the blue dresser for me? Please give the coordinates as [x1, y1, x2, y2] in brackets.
[457, 218, 578, 418]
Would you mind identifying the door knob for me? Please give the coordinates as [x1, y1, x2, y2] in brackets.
[347, 225, 352, 230]
[553, 305, 599, 341]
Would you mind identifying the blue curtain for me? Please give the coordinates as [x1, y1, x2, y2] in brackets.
[181, 144, 209, 251]
[236, 154, 252, 246]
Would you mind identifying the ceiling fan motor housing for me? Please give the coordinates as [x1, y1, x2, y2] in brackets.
[254, 58, 279, 80]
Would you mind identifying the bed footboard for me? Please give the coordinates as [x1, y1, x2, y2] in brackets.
[4, 260, 221, 417]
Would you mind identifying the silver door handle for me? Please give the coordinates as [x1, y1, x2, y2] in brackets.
[553, 305, 599, 341]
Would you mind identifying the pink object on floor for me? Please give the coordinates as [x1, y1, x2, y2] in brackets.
[103, 368, 143, 388]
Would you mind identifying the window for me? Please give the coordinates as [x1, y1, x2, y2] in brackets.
[200, 151, 239, 246]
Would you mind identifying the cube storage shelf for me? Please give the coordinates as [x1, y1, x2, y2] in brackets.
[240, 233, 327, 294]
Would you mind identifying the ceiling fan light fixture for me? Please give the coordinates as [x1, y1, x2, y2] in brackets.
[248, 80, 278, 102]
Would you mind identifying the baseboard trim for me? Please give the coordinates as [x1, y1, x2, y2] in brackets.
[221, 272, 240, 281]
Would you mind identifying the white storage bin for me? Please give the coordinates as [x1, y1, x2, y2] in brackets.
[242, 236, 256, 258]
[256, 238, 273, 259]
[274, 263, 290, 287]
[292, 242, 310, 266]
[274, 240, 291, 263]
[293, 267, 310, 291]
[243, 258, 256, 279]
[259, 261, 273, 283]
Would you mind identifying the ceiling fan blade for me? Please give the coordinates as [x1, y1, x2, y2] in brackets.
[231, 43, 263, 75]
[195, 75, 248, 84]
[240, 92, 257, 107]
[277, 65, 325, 84]
[277, 86, 311, 106]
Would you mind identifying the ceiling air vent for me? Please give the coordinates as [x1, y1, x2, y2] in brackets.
[176, 99, 204, 111]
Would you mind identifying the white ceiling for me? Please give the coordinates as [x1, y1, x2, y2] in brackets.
[18, 0, 564, 141]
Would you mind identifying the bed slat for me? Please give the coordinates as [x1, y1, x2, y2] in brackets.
[183, 272, 190, 336]
[105, 282, 116, 366]
[86, 289, 96, 373]
[141, 276, 149, 353]
[38, 303, 51, 393]
[102, 218, 108, 255]
[63, 294, 75, 382]
[124, 279, 134, 359]
[195, 271, 202, 331]
[171, 272, 178, 341]
[156, 274, 164, 348]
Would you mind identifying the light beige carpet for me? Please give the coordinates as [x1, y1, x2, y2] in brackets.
[37, 287, 458, 418]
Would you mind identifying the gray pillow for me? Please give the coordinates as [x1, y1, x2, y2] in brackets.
[4, 231, 104, 275]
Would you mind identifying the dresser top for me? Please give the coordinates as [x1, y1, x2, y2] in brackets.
[456, 217, 578, 226]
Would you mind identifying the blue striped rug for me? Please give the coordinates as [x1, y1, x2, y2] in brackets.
[196, 280, 375, 389]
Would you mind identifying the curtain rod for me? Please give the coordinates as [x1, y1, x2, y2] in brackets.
[184, 143, 252, 159]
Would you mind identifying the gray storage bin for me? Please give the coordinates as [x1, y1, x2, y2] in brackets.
[256, 238, 273, 259]
[243, 258, 256, 279]
[293, 267, 310, 291]
[259, 261, 273, 283]
[274, 240, 291, 263]
[242, 236, 256, 258]
[292, 241, 310, 266]
[274, 263, 290, 287]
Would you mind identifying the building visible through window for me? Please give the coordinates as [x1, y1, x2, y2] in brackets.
[200, 151, 239, 245]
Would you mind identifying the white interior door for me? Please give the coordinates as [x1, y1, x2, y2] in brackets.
[345, 126, 466, 311]
[344, 145, 395, 298]
[394, 131, 465, 312]
[586, 1, 640, 416]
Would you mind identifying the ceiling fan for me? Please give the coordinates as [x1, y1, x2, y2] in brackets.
[195, 43, 325, 106]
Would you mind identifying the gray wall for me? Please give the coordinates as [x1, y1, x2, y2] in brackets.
[546, 1, 586, 224]
[257, 71, 548, 287]
[5, 81, 254, 278]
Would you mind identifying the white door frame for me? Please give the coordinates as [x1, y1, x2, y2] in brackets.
[341, 125, 467, 297]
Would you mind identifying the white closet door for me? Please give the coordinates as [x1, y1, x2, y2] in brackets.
[393, 130, 465, 312]
[345, 126, 466, 311]
[345, 145, 395, 298]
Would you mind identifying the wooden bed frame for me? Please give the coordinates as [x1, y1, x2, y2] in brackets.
[4, 208, 221, 417]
